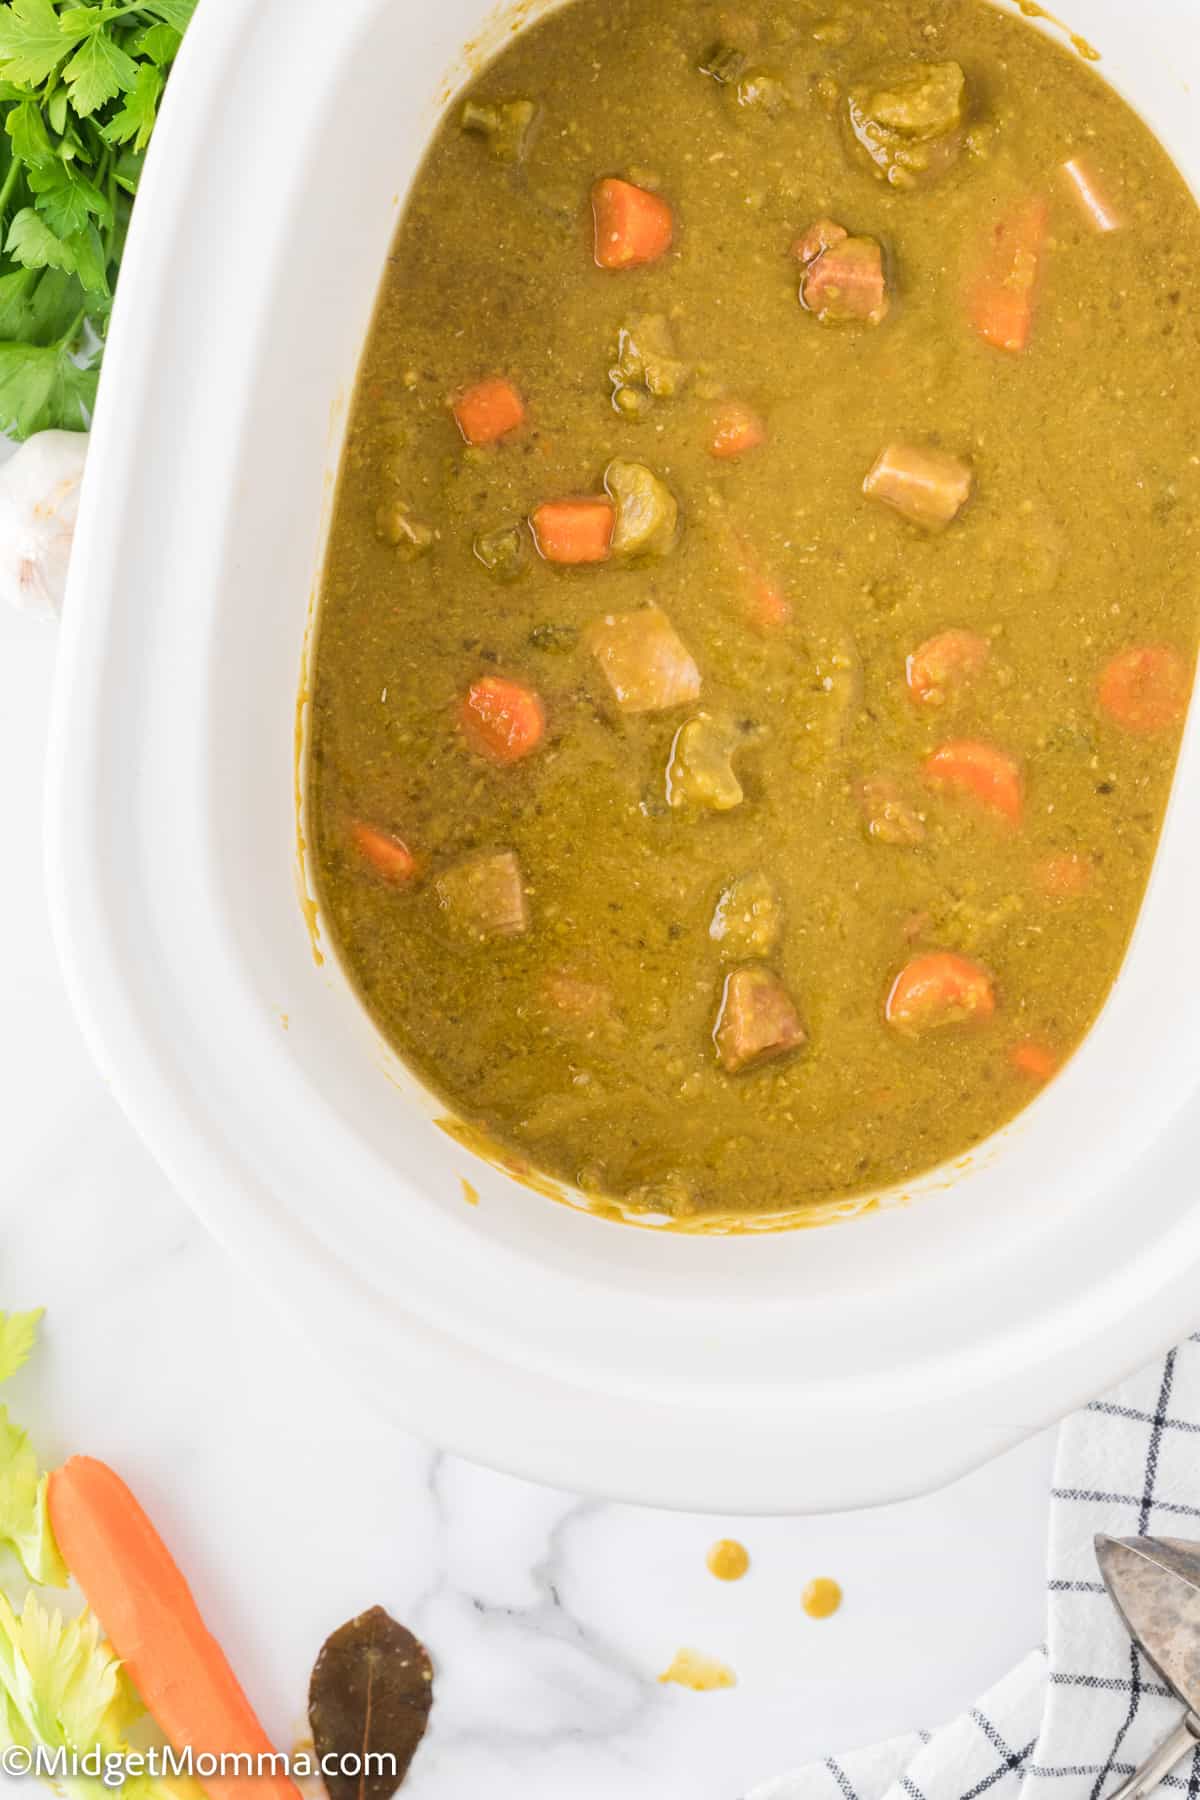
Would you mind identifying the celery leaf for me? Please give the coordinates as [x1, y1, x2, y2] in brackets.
[0, 1311, 43, 1384]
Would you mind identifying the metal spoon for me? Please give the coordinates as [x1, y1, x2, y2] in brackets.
[1095, 1535, 1200, 1800]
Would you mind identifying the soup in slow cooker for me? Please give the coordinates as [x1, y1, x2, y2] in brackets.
[306, 0, 1200, 1221]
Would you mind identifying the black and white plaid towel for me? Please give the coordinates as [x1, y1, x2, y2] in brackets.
[751, 1338, 1200, 1800]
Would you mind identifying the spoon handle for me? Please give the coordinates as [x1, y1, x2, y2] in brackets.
[1106, 1716, 1200, 1800]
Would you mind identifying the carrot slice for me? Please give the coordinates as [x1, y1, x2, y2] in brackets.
[1035, 851, 1093, 900]
[906, 629, 989, 705]
[924, 739, 1023, 824]
[530, 498, 615, 564]
[746, 577, 791, 632]
[885, 952, 995, 1034]
[452, 377, 526, 446]
[709, 402, 766, 459]
[1009, 1038, 1059, 1080]
[1097, 644, 1190, 734]
[352, 822, 418, 884]
[592, 177, 674, 270]
[460, 676, 546, 764]
[969, 196, 1049, 354]
[728, 535, 791, 631]
[47, 1458, 301, 1800]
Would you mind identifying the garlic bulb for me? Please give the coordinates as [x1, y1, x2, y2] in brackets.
[0, 430, 89, 618]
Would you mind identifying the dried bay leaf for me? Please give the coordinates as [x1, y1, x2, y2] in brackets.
[308, 1606, 434, 1800]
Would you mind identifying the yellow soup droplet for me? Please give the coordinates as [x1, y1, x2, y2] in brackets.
[461, 1178, 480, 1206]
[658, 1647, 738, 1691]
[707, 1538, 750, 1581]
[802, 1577, 843, 1619]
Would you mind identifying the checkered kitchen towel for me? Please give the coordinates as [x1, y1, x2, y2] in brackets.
[751, 1337, 1200, 1800]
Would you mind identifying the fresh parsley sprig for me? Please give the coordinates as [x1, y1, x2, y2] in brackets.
[0, 0, 195, 438]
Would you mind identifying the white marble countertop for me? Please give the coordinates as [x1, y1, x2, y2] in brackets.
[1, 601, 1057, 1800]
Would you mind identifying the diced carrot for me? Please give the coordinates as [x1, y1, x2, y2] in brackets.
[1060, 156, 1121, 234]
[1097, 644, 1190, 734]
[789, 218, 848, 265]
[885, 951, 995, 1035]
[452, 377, 526, 446]
[592, 177, 674, 270]
[906, 629, 989, 705]
[902, 908, 932, 942]
[729, 535, 792, 631]
[746, 577, 791, 632]
[530, 497, 615, 564]
[352, 822, 419, 884]
[1035, 851, 1093, 900]
[48, 1458, 301, 1800]
[1009, 1038, 1059, 1080]
[459, 675, 546, 764]
[709, 401, 766, 459]
[969, 196, 1049, 354]
[863, 443, 973, 531]
[923, 739, 1023, 824]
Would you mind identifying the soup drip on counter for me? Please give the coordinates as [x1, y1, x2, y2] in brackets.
[802, 1577, 844, 1620]
[658, 1647, 738, 1691]
[708, 1539, 751, 1581]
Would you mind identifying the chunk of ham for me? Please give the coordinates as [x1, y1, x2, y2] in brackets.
[906, 628, 990, 705]
[859, 774, 926, 846]
[434, 850, 529, 941]
[586, 606, 701, 713]
[863, 443, 973, 531]
[542, 971, 615, 1020]
[1035, 851, 1093, 900]
[713, 966, 806, 1073]
[790, 218, 848, 265]
[800, 234, 889, 325]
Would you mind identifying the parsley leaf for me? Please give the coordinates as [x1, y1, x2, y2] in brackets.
[0, 0, 77, 89]
[103, 57, 159, 149]
[0, 336, 97, 435]
[6, 94, 53, 165]
[28, 158, 109, 234]
[0, 265, 83, 341]
[62, 26, 138, 116]
[0, 0, 192, 437]
[6, 201, 72, 269]
[132, 20, 179, 63]
[140, 0, 197, 29]
[66, 212, 105, 291]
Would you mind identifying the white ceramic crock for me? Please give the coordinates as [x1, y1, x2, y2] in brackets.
[44, 0, 1200, 1512]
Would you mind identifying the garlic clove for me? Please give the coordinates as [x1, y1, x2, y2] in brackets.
[0, 429, 89, 619]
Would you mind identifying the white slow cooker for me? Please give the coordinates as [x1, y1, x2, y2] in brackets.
[45, 0, 1200, 1511]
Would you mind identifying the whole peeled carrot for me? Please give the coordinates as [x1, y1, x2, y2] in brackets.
[48, 1457, 300, 1800]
